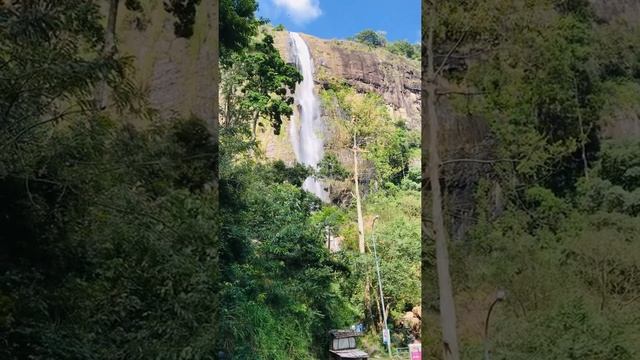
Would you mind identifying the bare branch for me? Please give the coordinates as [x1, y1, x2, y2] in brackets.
[435, 50, 490, 59]
[435, 25, 471, 78]
[441, 158, 519, 166]
[436, 90, 485, 97]
[11, 174, 181, 237]
[3, 109, 86, 149]
[621, 294, 640, 308]
[93, 200, 180, 236]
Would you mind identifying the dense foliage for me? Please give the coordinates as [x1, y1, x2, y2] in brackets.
[218, 26, 356, 358]
[221, 32, 301, 138]
[219, 0, 260, 56]
[320, 81, 419, 187]
[318, 79, 422, 349]
[350, 29, 419, 60]
[351, 29, 388, 48]
[387, 40, 421, 61]
[1, 1, 220, 358]
[425, 0, 640, 358]
[1, 0, 422, 358]
[218, 18, 422, 357]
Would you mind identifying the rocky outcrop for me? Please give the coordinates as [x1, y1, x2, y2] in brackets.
[398, 305, 422, 339]
[434, 90, 494, 241]
[257, 30, 421, 201]
[111, 0, 218, 191]
[273, 31, 421, 130]
[114, 0, 218, 126]
[602, 113, 640, 140]
[590, 0, 640, 23]
[590, 0, 640, 140]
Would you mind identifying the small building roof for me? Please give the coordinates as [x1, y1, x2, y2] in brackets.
[329, 349, 369, 358]
[329, 329, 362, 338]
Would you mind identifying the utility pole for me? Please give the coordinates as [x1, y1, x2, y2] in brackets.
[371, 215, 391, 357]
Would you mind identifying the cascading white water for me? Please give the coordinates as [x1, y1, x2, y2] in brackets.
[288, 32, 330, 202]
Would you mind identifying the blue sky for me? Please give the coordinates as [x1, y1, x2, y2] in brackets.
[257, 0, 421, 43]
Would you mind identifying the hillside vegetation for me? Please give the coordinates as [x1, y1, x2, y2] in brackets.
[1, 1, 220, 358]
[424, 1, 640, 359]
[219, 9, 421, 359]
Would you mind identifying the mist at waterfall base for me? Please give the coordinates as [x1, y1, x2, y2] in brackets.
[288, 32, 330, 203]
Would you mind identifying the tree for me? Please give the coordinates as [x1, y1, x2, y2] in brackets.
[368, 120, 416, 185]
[352, 29, 387, 48]
[219, 0, 260, 57]
[317, 153, 349, 181]
[219, 76, 352, 357]
[218, 163, 352, 357]
[465, 2, 603, 193]
[365, 189, 421, 339]
[163, 0, 202, 38]
[347, 91, 390, 251]
[220, 33, 301, 140]
[320, 82, 399, 332]
[421, 1, 640, 357]
[424, 0, 460, 358]
[1, 3, 222, 358]
[0, 1, 121, 152]
[320, 83, 396, 249]
[387, 40, 420, 60]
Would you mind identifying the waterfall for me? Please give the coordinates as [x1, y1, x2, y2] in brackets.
[288, 32, 330, 202]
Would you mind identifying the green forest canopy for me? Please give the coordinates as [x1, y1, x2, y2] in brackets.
[1, 0, 422, 358]
[423, 0, 640, 358]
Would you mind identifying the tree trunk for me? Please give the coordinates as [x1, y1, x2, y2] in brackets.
[95, 0, 119, 110]
[353, 133, 373, 328]
[224, 81, 234, 127]
[354, 133, 365, 253]
[364, 275, 374, 329]
[197, 0, 219, 195]
[424, 1, 461, 359]
[251, 110, 260, 141]
[600, 262, 607, 312]
[574, 78, 589, 179]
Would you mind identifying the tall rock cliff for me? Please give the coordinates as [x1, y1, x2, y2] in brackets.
[111, 0, 219, 127]
[273, 31, 421, 129]
[256, 30, 421, 168]
[110, 0, 219, 189]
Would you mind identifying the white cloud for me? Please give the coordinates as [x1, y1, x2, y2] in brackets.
[272, 0, 322, 24]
